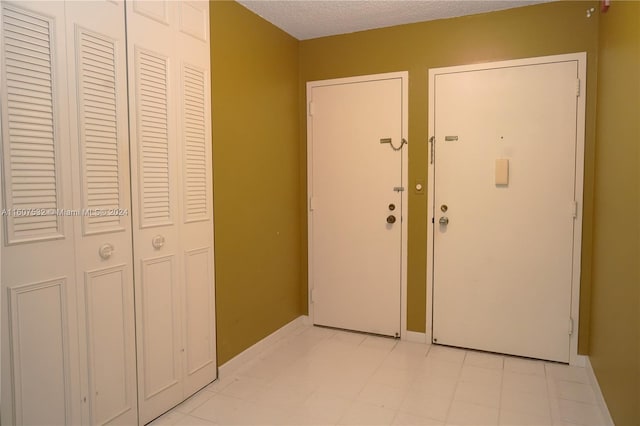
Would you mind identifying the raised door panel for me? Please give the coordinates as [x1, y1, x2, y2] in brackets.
[178, 1, 208, 42]
[183, 247, 215, 396]
[140, 256, 179, 395]
[0, 3, 81, 425]
[84, 266, 135, 425]
[7, 279, 71, 425]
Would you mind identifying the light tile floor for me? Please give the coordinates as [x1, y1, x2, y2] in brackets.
[149, 324, 608, 426]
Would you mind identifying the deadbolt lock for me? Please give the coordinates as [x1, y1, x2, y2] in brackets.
[386, 215, 397, 224]
[388, 203, 396, 211]
[440, 204, 448, 212]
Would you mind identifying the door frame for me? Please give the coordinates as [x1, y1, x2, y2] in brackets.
[306, 71, 409, 339]
[426, 53, 587, 365]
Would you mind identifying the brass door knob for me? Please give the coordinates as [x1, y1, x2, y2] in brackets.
[387, 215, 396, 224]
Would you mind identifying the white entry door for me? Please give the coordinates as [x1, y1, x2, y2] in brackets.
[307, 73, 408, 337]
[429, 54, 585, 363]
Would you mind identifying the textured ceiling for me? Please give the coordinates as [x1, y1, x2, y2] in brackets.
[237, 0, 553, 40]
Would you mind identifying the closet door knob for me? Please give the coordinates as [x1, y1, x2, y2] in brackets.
[152, 235, 165, 249]
[99, 243, 115, 260]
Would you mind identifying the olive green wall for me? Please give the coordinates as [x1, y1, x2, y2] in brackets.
[589, 1, 640, 424]
[210, 0, 301, 364]
[299, 1, 599, 352]
[209, 2, 639, 420]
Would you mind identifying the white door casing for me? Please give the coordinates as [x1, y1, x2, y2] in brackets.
[307, 72, 408, 338]
[427, 53, 586, 364]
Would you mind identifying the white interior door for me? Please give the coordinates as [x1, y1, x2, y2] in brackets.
[1, 2, 82, 424]
[64, 2, 138, 424]
[127, 1, 216, 423]
[173, 0, 217, 400]
[308, 73, 407, 337]
[430, 56, 585, 363]
[127, 1, 183, 421]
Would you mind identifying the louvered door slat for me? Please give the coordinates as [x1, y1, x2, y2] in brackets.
[135, 48, 171, 226]
[182, 64, 207, 222]
[1, 4, 62, 243]
[76, 28, 123, 235]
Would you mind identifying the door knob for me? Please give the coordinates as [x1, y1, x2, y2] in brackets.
[98, 243, 114, 260]
[439, 216, 449, 225]
[152, 235, 165, 249]
[386, 215, 396, 224]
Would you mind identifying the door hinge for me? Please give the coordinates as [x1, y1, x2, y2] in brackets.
[309, 197, 316, 211]
[429, 136, 435, 164]
[572, 200, 578, 219]
[308, 101, 315, 116]
[576, 79, 581, 97]
[310, 288, 315, 303]
[569, 317, 574, 335]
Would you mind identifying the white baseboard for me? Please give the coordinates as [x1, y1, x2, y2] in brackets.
[218, 315, 308, 378]
[573, 354, 587, 367]
[585, 356, 615, 426]
[403, 330, 427, 343]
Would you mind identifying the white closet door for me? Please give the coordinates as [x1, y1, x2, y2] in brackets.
[127, 1, 216, 423]
[64, 1, 138, 424]
[127, 1, 183, 421]
[0, 2, 82, 424]
[175, 0, 216, 398]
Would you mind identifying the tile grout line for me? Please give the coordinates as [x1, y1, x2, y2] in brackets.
[496, 356, 505, 426]
[442, 348, 468, 424]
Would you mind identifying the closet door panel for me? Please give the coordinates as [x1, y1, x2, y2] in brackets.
[7, 279, 71, 425]
[83, 265, 135, 425]
[63, 1, 137, 424]
[127, 1, 184, 422]
[139, 255, 181, 398]
[1, 3, 82, 425]
[177, 1, 216, 395]
[183, 247, 215, 396]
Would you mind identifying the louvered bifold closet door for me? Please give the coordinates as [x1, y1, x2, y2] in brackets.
[126, 1, 216, 423]
[176, 2, 216, 399]
[63, 2, 138, 425]
[0, 2, 82, 425]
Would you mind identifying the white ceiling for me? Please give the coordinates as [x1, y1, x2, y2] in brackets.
[237, 0, 553, 40]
